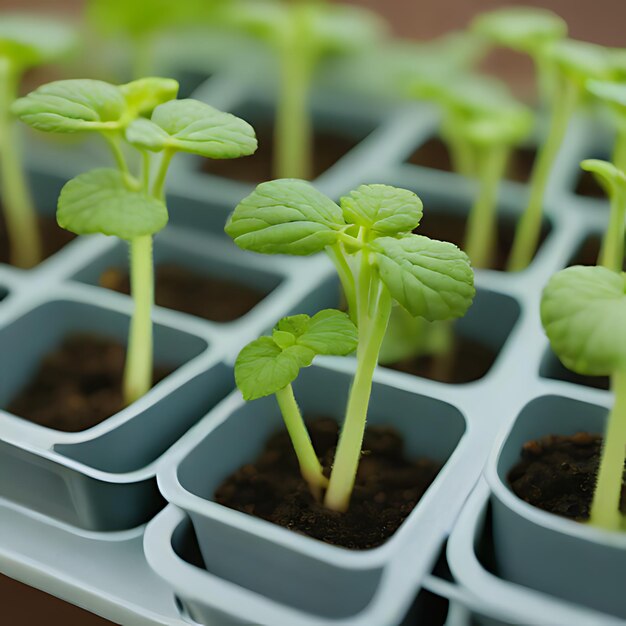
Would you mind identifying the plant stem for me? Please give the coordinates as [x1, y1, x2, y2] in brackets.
[275, 384, 327, 500]
[103, 132, 130, 176]
[464, 144, 508, 269]
[507, 79, 579, 272]
[274, 7, 313, 179]
[324, 252, 392, 512]
[123, 234, 154, 405]
[151, 149, 174, 201]
[599, 181, 626, 272]
[442, 118, 476, 178]
[0, 58, 41, 268]
[589, 370, 626, 531]
[326, 243, 357, 324]
[612, 126, 626, 173]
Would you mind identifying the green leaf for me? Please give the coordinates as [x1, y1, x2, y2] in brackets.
[371, 235, 475, 321]
[547, 40, 615, 86]
[235, 336, 315, 401]
[12, 79, 127, 133]
[297, 309, 357, 355]
[0, 14, 77, 70]
[471, 7, 567, 55]
[580, 159, 626, 198]
[541, 266, 626, 376]
[57, 169, 168, 239]
[340, 184, 423, 234]
[126, 99, 257, 158]
[587, 79, 626, 122]
[120, 77, 179, 116]
[225, 179, 345, 255]
[457, 105, 533, 147]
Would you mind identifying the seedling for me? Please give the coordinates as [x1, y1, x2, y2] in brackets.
[236, 309, 357, 499]
[225, 0, 384, 179]
[541, 159, 626, 531]
[13, 77, 256, 404]
[0, 15, 76, 268]
[508, 39, 615, 271]
[227, 181, 475, 511]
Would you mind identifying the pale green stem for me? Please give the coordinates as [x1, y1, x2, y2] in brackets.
[612, 126, 626, 173]
[151, 149, 174, 201]
[326, 243, 357, 324]
[141, 150, 151, 190]
[534, 51, 557, 110]
[103, 132, 130, 176]
[599, 184, 626, 271]
[123, 234, 154, 405]
[0, 58, 41, 268]
[274, 9, 314, 179]
[508, 79, 579, 272]
[275, 384, 327, 500]
[464, 144, 509, 269]
[589, 370, 626, 531]
[324, 252, 392, 512]
[442, 117, 476, 178]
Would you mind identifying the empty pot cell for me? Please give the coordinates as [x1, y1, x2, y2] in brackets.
[0, 169, 75, 267]
[0, 299, 208, 432]
[177, 365, 466, 552]
[492, 396, 626, 618]
[165, 191, 235, 238]
[200, 99, 377, 183]
[73, 236, 281, 323]
[406, 135, 537, 184]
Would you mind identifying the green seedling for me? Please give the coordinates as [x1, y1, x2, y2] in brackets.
[541, 160, 626, 531]
[508, 39, 616, 271]
[227, 180, 475, 511]
[224, 0, 384, 180]
[586, 80, 626, 172]
[0, 15, 77, 268]
[471, 6, 567, 106]
[13, 77, 256, 404]
[236, 309, 357, 499]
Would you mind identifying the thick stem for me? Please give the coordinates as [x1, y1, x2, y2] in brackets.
[599, 184, 626, 272]
[123, 235, 154, 405]
[274, 9, 313, 179]
[589, 370, 626, 531]
[0, 59, 41, 268]
[275, 384, 327, 500]
[464, 144, 509, 269]
[507, 79, 579, 272]
[324, 257, 392, 512]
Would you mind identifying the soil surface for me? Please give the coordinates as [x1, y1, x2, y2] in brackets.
[216, 418, 441, 549]
[8, 334, 171, 432]
[100, 264, 267, 323]
[387, 334, 495, 384]
[508, 433, 626, 521]
[416, 210, 549, 272]
[202, 122, 362, 183]
[0, 213, 74, 266]
[407, 137, 536, 183]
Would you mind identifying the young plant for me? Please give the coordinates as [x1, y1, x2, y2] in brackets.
[226, 181, 475, 511]
[0, 15, 77, 268]
[224, 0, 384, 179]
[541, 160, 626, 531]
[507, 39, 615, 271]
[235, 309, 358, 499]
[13, 77, 256, 404]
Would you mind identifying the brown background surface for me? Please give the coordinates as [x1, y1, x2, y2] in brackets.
[0, 0, 624, 624]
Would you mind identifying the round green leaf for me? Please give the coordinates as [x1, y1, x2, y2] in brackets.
[457, 105, 533, 147]
[297, 309, 357, 355]
[541, 266, 626, 376]
[340, 184, 423, 235]
[127, 99, 257, 158]
[371, 235, 475, 321]
[547, 40, 615, 86]
[120, 77, 179, 116]
[57, 169, 168, 240]
[587, 79, 626, 123]
[225, 179, 345, 255]
[12, 79, 127, 133]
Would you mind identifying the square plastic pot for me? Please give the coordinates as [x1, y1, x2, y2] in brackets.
[0, 285, 232, 531]
[483, 395, 626, 619]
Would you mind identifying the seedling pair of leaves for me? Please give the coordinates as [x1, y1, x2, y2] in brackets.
[0, 14, 77, 268]
[13, 76, 256, 405]
[542, 160, 626, 532]
[221, 0, 384, 180]
[228, 180, 475, 511]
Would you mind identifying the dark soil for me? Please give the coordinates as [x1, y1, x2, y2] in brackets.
[7, 334, 172, 432]
[0, 214, 74, 266]
[100, 264, 267, 323]
[202, 122, 361, 183]
[215, 418, 441, 549]
[387, 334, 495, 384]
[407, 137, 537, 183]
[575, 169, 605, 199]
[508, 433, 626, 521]
[416, 210, 549, 271]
